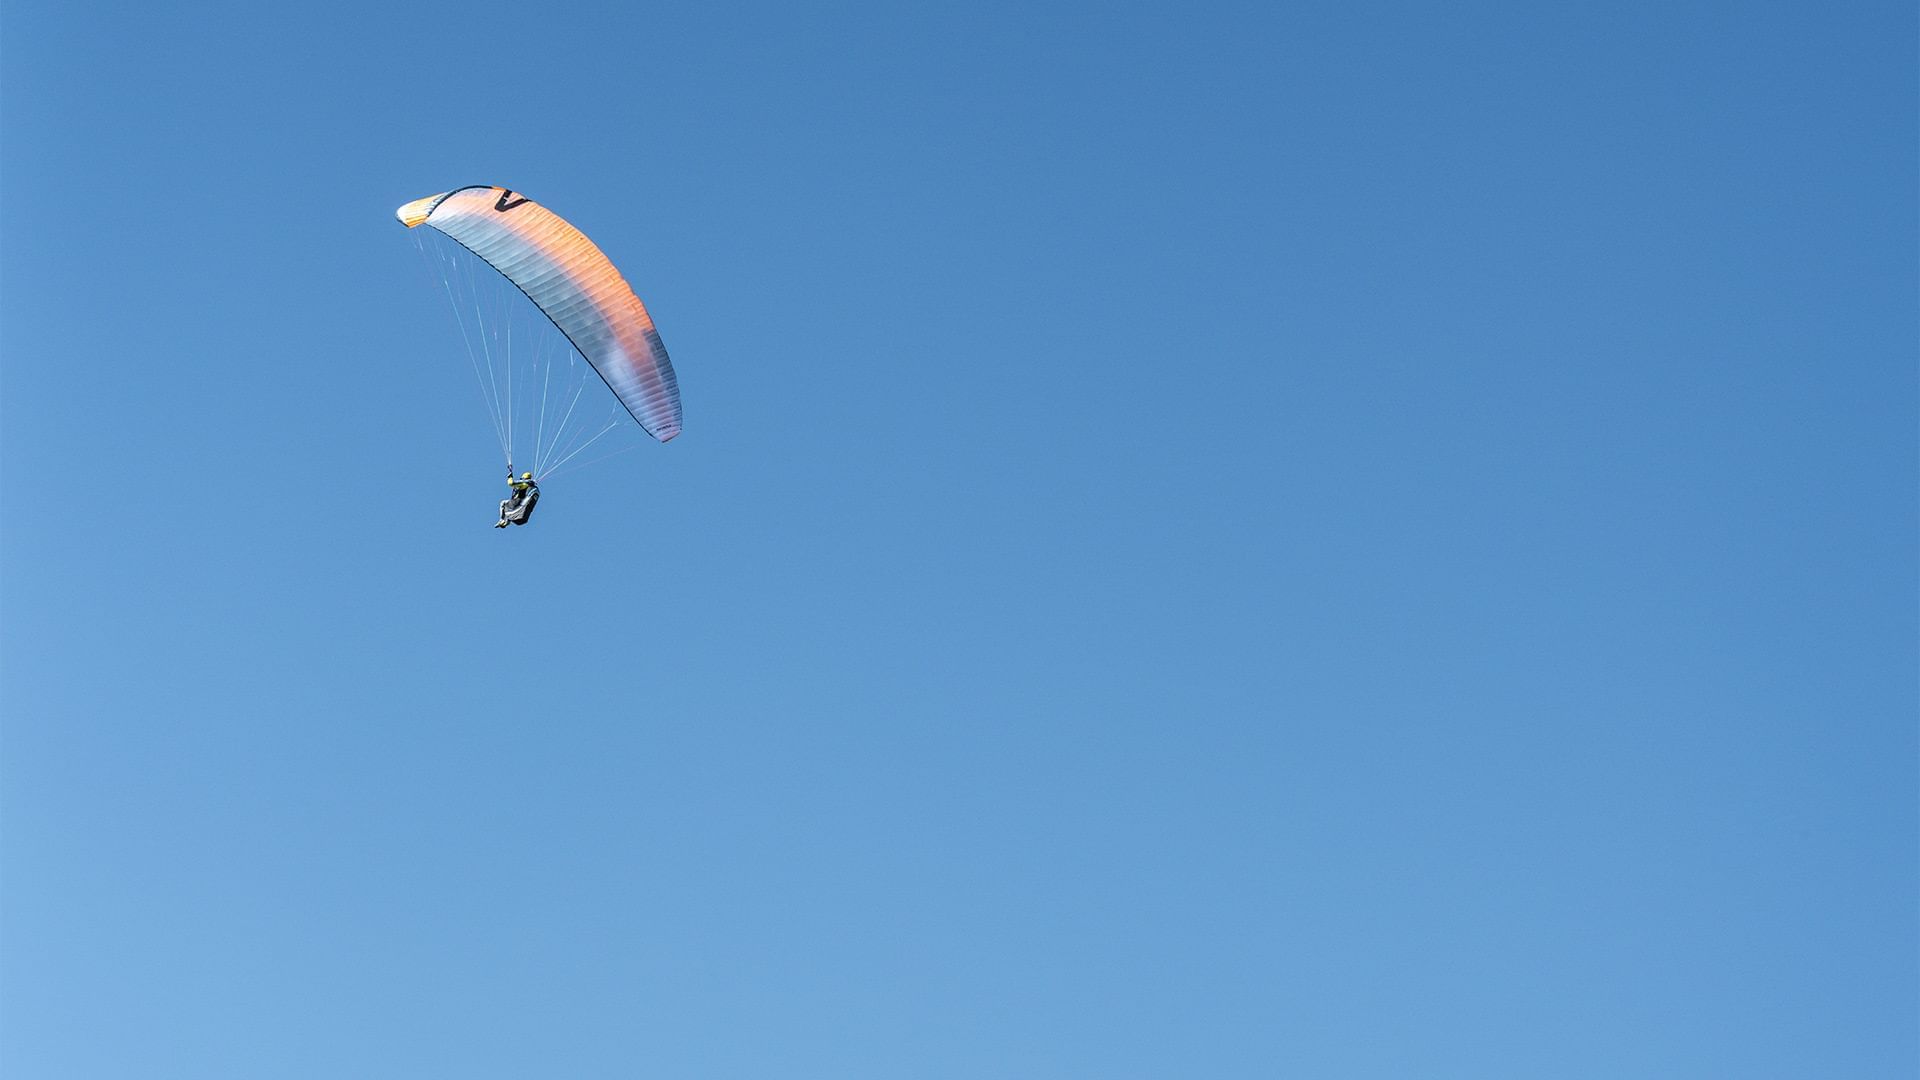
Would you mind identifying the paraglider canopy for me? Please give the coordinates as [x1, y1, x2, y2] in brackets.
[397, 185, 682, 444]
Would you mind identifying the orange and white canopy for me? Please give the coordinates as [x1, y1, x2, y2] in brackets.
[397, 186, 682, 443]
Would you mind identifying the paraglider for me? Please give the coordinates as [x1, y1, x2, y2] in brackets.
[498, 471, 539, 528]
[396, 186, 682, 526]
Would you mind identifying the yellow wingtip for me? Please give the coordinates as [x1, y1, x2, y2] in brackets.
[395, 193, 447, 228]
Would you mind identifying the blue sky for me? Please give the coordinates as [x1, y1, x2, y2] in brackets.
[2, 2, 1914, 1076]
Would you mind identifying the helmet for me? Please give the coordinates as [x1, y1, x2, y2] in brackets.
[521, 472, 533, 481]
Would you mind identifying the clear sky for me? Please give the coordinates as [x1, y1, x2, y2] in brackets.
[2, 2, 1914, 1077]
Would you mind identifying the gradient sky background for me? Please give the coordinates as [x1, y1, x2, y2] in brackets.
[2, 2, 1914, 1077]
